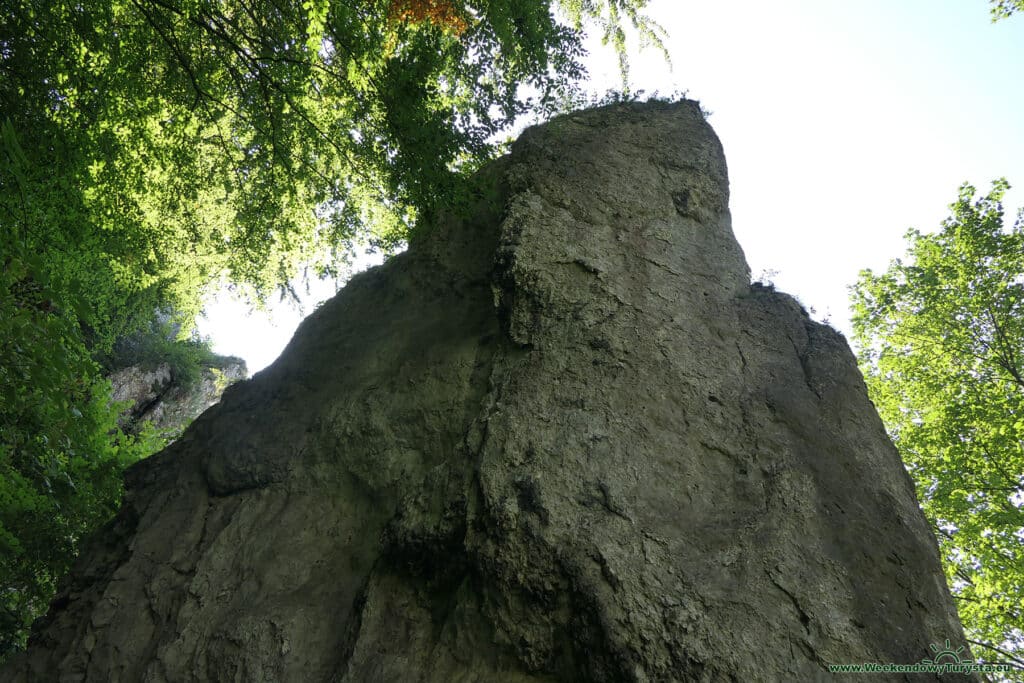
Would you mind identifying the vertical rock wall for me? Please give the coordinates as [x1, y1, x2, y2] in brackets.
[4, 101, 975, 682]
[109, 356, 247, 437]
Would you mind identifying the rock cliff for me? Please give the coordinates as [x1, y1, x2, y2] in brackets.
[4, 101, 975, 682]
[109, 356, 248, 437]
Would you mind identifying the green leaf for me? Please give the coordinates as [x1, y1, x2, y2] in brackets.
[850, 179, 1024, 665]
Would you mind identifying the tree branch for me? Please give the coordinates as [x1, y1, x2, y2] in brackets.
[966, 638, 1024, 668]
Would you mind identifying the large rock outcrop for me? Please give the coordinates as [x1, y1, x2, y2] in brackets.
[5, 101, 974, 682]
[109, 355, 248, 437]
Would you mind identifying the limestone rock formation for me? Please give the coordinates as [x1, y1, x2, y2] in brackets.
[4, 101, 975, 682]
[109, 356, 248, 437]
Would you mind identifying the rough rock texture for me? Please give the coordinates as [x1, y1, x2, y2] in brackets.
[109, 357, 247, 436]
[5, 101, 974, 682]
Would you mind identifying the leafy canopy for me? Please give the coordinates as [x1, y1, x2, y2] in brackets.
[3, 0, 665, 308]
[0, 235, 167, 658]
[851, 181, 1024, 669]
[990, 0, 1024, 20]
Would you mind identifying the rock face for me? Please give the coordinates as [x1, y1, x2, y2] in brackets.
[108, 356, 248, 437]
[5, 101, 974, 682]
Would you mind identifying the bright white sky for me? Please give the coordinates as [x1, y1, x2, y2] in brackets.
[198, 0, 1024, 374]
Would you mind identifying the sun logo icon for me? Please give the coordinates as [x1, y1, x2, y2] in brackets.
[921, 639, 972, 666]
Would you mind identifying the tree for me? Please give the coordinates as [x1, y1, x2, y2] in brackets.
[0, 235, 167, 658]
[851, 180, 1024, 670]
[990, 0, 1024, 20]
[2, 0, 665, 295]
[1, 0, 665, 658]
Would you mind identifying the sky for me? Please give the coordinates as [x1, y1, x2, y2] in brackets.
[198, 0, 1024, 374]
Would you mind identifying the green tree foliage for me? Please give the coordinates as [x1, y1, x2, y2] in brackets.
[1, 0, 662, 658]
[990, 0, 1024, 20]
[0, 240, 166, 659]
[3, 0, 663, 289]
[851, 181, 1024, 670]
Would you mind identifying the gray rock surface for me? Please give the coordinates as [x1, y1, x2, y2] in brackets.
[109, 357, 247, 437]
[4, 101, 974, 682]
